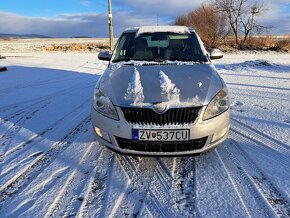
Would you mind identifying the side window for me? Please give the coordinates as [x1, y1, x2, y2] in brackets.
[118, 36, 127, 56]
[189, 34, 203, 55]
[114, 33, 135, 60]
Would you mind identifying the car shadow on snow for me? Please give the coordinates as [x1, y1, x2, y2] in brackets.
[0, 66, 100, 144]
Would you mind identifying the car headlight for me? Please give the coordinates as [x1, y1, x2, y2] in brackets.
[93, 89, 119, 120]
[203, 88, 229, 120]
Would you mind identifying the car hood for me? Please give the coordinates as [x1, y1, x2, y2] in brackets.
[97, 63, 224, 107]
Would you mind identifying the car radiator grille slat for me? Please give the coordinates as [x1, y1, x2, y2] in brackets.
[121, 107, 201, 125]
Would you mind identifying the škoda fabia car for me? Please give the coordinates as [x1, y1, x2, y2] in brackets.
[92, 26, 230, 155]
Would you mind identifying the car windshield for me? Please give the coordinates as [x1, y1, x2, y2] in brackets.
[112, 32, 208, 63]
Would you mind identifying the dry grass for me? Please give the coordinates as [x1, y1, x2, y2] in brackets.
[0, 38, 13, 41]
[44, 42, 109, 52]
[243, 36, 290, 51]
[216, 35, 290, 52]
[271, 39, 290, 52]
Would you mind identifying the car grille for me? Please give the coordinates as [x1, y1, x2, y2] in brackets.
[121, 107, 201, 125]
[115, 136, 208, 153]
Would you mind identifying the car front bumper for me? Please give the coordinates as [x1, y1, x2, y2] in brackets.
[91, 106, 230, 156]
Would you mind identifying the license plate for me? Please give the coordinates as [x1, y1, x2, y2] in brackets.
[132, 129, 190, 141]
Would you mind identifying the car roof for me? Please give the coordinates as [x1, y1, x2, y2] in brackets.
[123, 26, 195, 35]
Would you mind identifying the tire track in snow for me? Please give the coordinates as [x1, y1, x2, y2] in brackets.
[111, 156, 175, 218]
[98, 154, 117, 218]
[44, 141, 101, 218]
[0, 100, 50, 158]
[153, 159, 172, 194]
[109, 155, 148, 217]
[156, 158, 173, 181]
[75, 148, 114, 218]
[229, 139, 290, 216]
[0, 98, 50, 122]
[231, 118, 290, 155]
[0, 91, 90, 164]
[3, 97, 90, 160]
[172, 157, 197, 217]
[0, 98, 91, 181]
[66, 143, 105, 218]
[0, 116, 91, 203]
[6, 167, 70, 217]
[216, 140, 290, 217]
[147, 158, 178, 216]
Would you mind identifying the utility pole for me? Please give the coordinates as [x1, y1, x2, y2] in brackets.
[108, 0, 114, 51]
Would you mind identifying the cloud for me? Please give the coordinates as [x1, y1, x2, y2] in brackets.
[0, 11, 158, 37]
[0, 0, 289, 38]
[257, 1, 290, 34]
[114, 0, 204, 18]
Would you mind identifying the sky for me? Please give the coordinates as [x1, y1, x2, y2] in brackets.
[0, 0, 289, 38]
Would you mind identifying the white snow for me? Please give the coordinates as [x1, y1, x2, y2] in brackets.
[109, 60, 207, 68]
[159, 70, 180, 101]
[136, 26, 190, 36]
[0, 49, 289, 217]
[124, 67, 144, 105]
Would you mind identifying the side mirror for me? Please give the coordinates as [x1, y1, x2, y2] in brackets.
[98, 50, 111, 61]
[208, 48, 223, 60]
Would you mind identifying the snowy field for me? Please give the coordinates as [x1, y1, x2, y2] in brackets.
[0, 51, 289, 217]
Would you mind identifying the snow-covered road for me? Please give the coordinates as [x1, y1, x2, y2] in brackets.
[0, 52, 289, 217]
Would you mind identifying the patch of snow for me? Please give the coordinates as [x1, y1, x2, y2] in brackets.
[159, 70, 180, 102]
[184, 96, 202, 106]
[126, 70, 202, 107]
[124, 27, 139, 32]
[108, 60, 207, 69]
[243, 60, 274, 67]
[136, 26, 190, 37]
[124, 67, 144, 105]
[122, 60, 201, 70]
[109, 62, 124, 71]
[231, 100, 244, 107]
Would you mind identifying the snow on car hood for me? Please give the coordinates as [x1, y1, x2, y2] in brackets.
[97, 62, 224, 107]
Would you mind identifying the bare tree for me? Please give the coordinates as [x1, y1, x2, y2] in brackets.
[175, 3, 228, 48]
[239, 4, 270, 45]
[214, 0, 269, 47]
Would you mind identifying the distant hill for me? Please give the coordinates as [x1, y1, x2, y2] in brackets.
[71, 36, 92, 38]
[0, 33, 51, 39]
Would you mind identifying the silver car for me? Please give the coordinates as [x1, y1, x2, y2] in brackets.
[92, 26, 230, 155]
